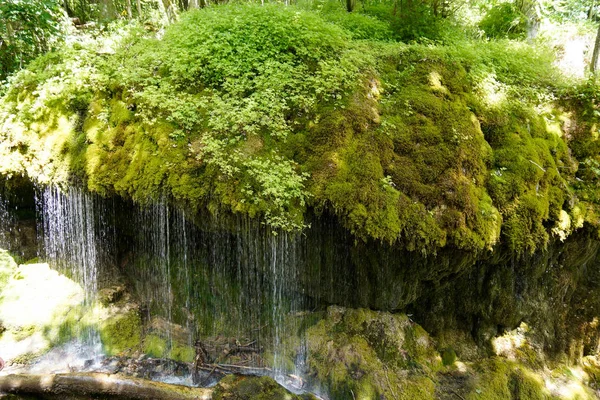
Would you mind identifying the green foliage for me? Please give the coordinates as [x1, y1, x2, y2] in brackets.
[0, 0, 65, 81]
[321, 10, 394, 41]
[441, 347, 457, 365]
[362, 2, 457, 43]
[479, 3, 528, 39]
[0, 2, 598, 253]
[95, 4, 370, 230]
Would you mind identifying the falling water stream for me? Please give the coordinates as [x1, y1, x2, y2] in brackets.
[31, 185, 311, 389]
[9, 183, 430, 394]
[129, 200, 307, 380]
[36, 186, 119, 358]
[40, 186, 100, 304]
[0, 191, 13, 249]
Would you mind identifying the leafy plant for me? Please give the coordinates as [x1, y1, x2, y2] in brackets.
[0, 0, 65, 81]
[479, 2, 528, 39]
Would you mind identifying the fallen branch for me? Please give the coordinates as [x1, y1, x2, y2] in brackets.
[224, 344, 263, 356]
[0, 373, 212, 400]
[197, 363, 272, 376]
[201, 364, 218, 387]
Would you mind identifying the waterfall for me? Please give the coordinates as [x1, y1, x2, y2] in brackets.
[32, 185, 320, 386]
[0, 191, 13, 250]
[128, 201, 307, 380]
[39, 186, 99, 302]
[37, 185, 117, 351]
[133, 197, 175, 349]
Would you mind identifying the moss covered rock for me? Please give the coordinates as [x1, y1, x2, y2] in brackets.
[0, 249, 17, 287]
[0, 256, 85, 364]
[99, 309, 142, 356]
[0, 4, 595, 255]
[213, 375, 314, 400]
[305, 306, 440, 398]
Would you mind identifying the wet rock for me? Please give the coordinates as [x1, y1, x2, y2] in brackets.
[212, 375, 314, 400]
[98, 285, 125, 305]
[304, 306, 440, 399]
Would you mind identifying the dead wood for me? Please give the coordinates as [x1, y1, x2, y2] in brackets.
[0, 372, 212, 400]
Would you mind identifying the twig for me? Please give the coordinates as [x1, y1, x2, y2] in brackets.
[197, 363, 273, 376]
[200, 365, 217, 386]
[451, 390, 466, 400]
[216, 363, 271, 372]
[529, 159, 546, 172]
[252, 324, 269, 332]
[225, 345, 263, 356]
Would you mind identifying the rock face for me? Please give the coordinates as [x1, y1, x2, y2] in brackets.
[294, 307, 600, 400]
[302, 307, 440, 399]
[1, 7, 600, 399]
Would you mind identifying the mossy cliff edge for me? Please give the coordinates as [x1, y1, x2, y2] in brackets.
[1, 4, 598, 256]
[2, 5, 600, 398]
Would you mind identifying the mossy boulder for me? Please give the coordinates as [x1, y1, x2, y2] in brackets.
[305, 306, 440, 398]
[441, 347, 457, 366]
[99, 309, 142, 356]
[0, 249, 17, 286]
[213, 375, 314, 400]
[0, 257, 85, 364]
[466, 358, 552, 400]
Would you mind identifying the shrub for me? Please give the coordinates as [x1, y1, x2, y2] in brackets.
[0, 0, 65, 81]
[479, 3, 528, 39]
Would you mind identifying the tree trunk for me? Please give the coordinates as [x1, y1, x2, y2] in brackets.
[0, 373, 212, 400]
[591, 22, 600, 74]
[62, 0, 74, 17]
[126, 0, 133, 19]
[159, 0, 176, 24]
[136, 0, 142, 17]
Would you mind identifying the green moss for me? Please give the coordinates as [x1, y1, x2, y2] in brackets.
[398, 376, 436, 400]
[10, 352, 40, 365]
[441, 347, 457, 366]
[11, 325, 36, 341]
[466, 359, 553, 400]
[510, 368, 550, 400]
[170, 343, 195, 363]
[143, 334, 167, 358]
[305, 307, 439, 398]
[99, 310, 142, 356]
[0, 249, 17, 287]
[212, 375, 308, 400]
[514, 342, 544, 370]
[467, 358, 512, 400]
[0, 5, 594, 253]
